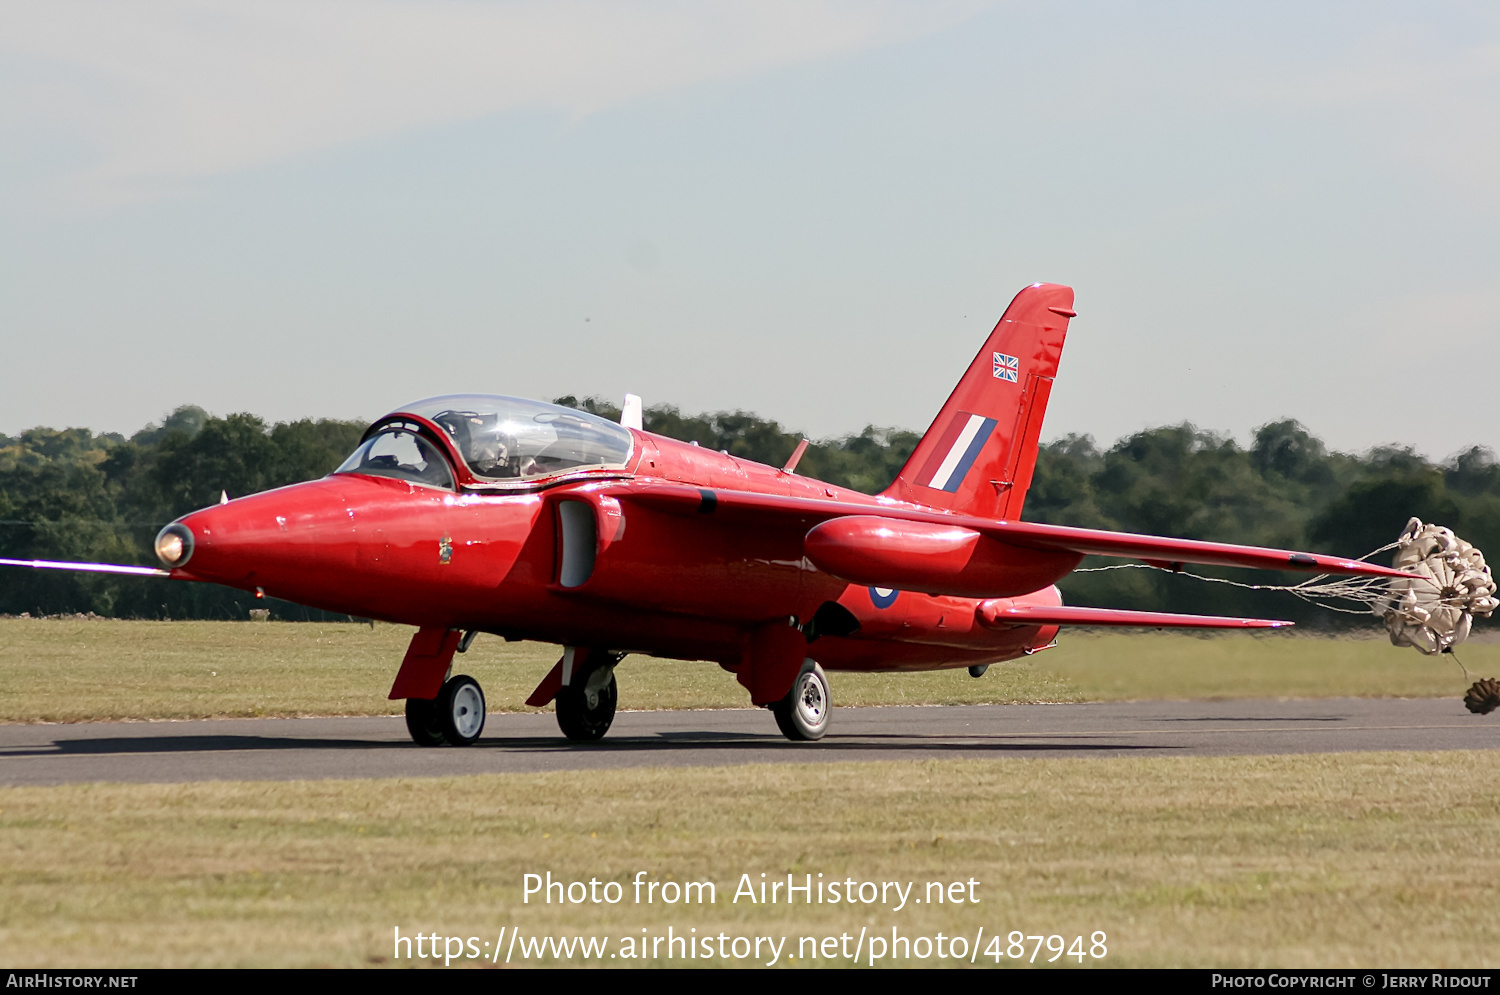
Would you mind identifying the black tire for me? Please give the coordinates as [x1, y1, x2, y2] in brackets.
[405, 696, 446, 746]
[771, 660, 830, 741]
[968, 664, 989, 678]
[556, 671, 617, 742]
[438, 674, 486, 746]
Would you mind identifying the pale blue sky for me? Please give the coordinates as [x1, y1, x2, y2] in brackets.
[2, 1, 1496, 459]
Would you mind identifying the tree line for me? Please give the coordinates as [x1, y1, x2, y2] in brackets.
[3, 399, 1497, 626]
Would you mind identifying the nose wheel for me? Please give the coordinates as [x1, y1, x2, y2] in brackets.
[771, 659, 830, 741]
[404, 674, 486, 746]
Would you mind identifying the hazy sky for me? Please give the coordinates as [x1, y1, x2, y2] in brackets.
[2, 1, 1497, 460]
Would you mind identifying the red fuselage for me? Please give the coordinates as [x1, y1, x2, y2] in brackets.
[169, 424, 1061, 674]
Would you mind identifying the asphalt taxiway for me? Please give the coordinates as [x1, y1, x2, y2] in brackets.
[1, 697, 1496, 787]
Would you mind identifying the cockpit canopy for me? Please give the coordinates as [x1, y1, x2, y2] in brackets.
[336, 394, 634, 489]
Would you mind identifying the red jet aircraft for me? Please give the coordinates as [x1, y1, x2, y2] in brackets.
[6, 284, 1413, 746]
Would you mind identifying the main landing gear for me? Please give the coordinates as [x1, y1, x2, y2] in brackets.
[556, 658, 619, 742]
[770, 659, 830, 741]
[405, 674, 486, 746]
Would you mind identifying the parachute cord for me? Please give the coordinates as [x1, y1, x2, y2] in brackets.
[1073, 540, 1410, 615]
[1074, 563, 1387, 614]
[1073, 523, 1495, 665]
[1450, 647, 1474, 684]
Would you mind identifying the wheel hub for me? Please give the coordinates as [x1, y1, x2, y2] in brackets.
[450, 683, 484, 739]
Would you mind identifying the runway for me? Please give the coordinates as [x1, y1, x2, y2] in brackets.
[1, 697, 1497, 787]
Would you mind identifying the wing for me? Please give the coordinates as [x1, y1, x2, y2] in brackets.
[600, 480, 1412, 598]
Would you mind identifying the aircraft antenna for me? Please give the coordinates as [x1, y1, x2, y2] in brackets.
[620, 394, 643, 431]
[782, 439, 809, 474]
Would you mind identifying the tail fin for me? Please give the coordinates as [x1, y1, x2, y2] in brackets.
[882, 283, 1073, 520]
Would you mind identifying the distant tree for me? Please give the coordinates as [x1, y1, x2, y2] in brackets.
[0, 426, 135, 614]
[801, 426, 920, 494]
[269, 418, 368, 486]
[1250, 419, 1337, 489]
[1308, 445, 1468, 559]
[1025, 434, 1109, 528]
[1446, 446, 1500, 496]
[130, 405, 209, 447]
[4, 399, 1496, 624]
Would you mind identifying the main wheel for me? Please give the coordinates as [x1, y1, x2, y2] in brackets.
[405, 696, 446, 746]
[556, 670, 617, 742]
[771, 659, 830, 741]
[438, 674, 486, 746]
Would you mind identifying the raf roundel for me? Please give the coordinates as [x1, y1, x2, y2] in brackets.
[869, 587, 900, 609]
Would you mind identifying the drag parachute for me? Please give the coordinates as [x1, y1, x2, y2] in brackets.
[1381, 518, 1498, 656]
[1079, 515, 1500, 713]
[1088, 516, 1496, 658]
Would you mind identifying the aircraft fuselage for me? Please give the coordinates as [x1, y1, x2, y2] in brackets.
[169, 426, 1060, 673]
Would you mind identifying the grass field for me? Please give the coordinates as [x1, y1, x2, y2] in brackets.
[3, 621, 1498, 969]
[0, 618, 1493, 723]
[0, 752, 1495, 968]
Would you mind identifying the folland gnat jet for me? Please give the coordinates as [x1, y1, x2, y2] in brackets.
[4, 285, 1414, 745]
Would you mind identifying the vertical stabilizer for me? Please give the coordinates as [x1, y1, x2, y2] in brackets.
[883, 283, 1073, 520]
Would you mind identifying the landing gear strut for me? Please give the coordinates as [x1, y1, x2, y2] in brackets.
[405, 674, 486, 746]
[771, 659, 830, 741]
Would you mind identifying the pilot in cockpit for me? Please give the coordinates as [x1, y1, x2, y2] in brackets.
[436, 411, 513, 479]
[467, 430, 518, 478]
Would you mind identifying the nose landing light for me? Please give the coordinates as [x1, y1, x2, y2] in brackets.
[154, 523, 194, 568]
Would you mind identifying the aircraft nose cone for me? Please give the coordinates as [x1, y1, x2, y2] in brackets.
[154, 523, 195, 568]
[173, 480, 356, 589]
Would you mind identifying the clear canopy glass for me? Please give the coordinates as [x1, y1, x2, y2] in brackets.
[335, 425, 455, 490]
[394, 395, 634, 482]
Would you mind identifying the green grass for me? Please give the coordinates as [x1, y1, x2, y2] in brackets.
[1040, 629, 1497, 701]
[3, 623, 1497, 969]
[0, 752, 1495, 967]
[1, 619, 1494, 722]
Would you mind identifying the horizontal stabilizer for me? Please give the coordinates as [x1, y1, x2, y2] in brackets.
[977, 601, 1292, 629]
[0, 557, 169, 577]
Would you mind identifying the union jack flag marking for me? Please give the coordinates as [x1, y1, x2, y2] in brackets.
[993, 352, 1019, 382]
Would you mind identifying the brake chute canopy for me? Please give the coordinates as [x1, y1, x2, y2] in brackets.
[1383, 518, 1499, 655]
